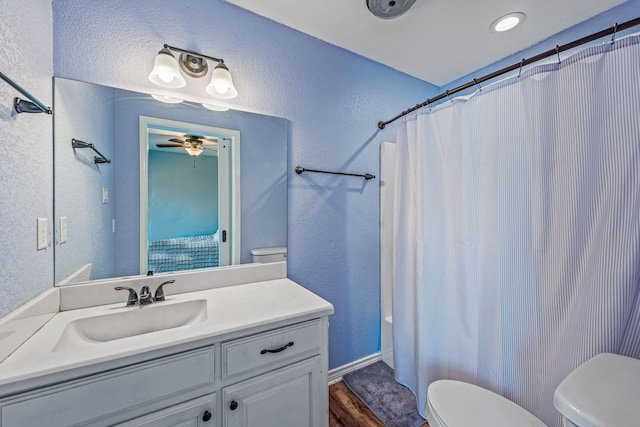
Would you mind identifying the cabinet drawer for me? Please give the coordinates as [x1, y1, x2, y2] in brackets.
[222, 320, 321, 379]
[117, 393, 216, 427]
[1, 347, 215, 427]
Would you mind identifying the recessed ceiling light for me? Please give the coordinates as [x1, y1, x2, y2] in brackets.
[491, 12, 526, 33]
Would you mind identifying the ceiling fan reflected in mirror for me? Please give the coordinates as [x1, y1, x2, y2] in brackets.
[155, 134, 219, 157]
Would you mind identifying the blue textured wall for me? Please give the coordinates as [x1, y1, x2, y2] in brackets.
[0, 0, 53, 316]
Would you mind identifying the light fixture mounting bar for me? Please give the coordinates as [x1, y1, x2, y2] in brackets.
[163, 44, 224, 64]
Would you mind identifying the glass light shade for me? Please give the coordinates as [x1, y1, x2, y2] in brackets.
[206, 63, 238, 99]
[151, 94, 184, 104]
[491, 12, 525, 33]
[184, 146, 204, 157]
[148, 48, 187, 88]
[202, 103, 229, 112]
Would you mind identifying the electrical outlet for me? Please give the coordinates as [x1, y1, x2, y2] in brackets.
[37, 218, 48, 250]
[102, 187, 109, 204]
[60, 216, 68, 243]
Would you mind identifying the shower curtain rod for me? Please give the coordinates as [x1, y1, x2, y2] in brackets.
[378, 16, 640, 130]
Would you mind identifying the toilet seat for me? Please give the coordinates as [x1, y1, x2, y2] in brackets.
[425, 380, 547, 427]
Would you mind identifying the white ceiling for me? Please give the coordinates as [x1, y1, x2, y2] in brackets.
[225, 0, 627, 86]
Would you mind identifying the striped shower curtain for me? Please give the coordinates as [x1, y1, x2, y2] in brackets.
[393, 35, 640, 426]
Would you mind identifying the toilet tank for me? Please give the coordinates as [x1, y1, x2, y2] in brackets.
[250, 247, 287, 263]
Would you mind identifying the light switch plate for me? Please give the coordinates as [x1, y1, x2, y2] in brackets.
[37, 218, 47, 250]
[60, 216, 68, 243]
[102, 187, 109, 204]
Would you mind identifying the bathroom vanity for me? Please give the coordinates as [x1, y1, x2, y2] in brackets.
[0, 263, 333, 426]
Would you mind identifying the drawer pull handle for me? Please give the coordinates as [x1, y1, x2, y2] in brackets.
[230, 400, 238, 410]
[260, 341, 294, 355]
[202, 410, 212, 421]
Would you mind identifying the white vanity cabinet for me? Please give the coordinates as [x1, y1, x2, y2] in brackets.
[0, 318, 329, 427]
[220, 320, 326, 427]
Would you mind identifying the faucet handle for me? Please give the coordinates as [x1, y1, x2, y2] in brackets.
[154, 280, 176, 302]
[114, 286, 138, 307]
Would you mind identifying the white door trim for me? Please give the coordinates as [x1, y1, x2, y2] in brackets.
[139, 116, 241, 274]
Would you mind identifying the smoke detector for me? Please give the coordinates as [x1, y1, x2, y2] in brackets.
[367, 0, 416, 19]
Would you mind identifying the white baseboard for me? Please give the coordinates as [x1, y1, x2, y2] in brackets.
[328, 352, 382, 385]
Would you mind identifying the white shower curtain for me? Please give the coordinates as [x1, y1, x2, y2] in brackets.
[393, 35, 640, 427]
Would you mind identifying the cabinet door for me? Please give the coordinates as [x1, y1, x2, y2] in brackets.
[117, 394, 216, 427]
[222, 357, 324, 427]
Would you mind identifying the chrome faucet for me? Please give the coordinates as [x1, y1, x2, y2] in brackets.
[115, 280, 176, 307]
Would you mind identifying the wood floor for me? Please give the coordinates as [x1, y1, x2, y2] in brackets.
[329, 381, 429, 427]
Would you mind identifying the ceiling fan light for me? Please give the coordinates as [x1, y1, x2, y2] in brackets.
[148, 48, 187, 88]
[491, 12, 526, 33]
[206, 63, 238, 99]
[184, 146, 204, 157]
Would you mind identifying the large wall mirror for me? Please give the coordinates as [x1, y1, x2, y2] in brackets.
[53, 77, 288, 286]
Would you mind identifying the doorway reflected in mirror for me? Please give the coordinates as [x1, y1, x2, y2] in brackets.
[140, 116, 239, 275]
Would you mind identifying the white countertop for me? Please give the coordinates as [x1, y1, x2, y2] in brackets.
[0, 278, 333, 397]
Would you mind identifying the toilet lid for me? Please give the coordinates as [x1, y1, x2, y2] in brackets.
[553, 353, 640, 427]
[426, 380, 547, 427]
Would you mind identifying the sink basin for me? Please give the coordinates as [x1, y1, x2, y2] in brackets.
[53, 299, 207, 352]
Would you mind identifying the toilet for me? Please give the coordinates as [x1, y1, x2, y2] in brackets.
[425, 380, 546, 426]
[250, 246, 287, 263]
[425, 353, 640, 427]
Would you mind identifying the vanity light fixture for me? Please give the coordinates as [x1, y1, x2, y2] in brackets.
[491, 12, 526, 33]
[148, 44, 238, 99]
[202, 103, 229, 112]
[151, 94, 184, 104]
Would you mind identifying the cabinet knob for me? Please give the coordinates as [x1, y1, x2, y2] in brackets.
[202, 410, 212, 422]
[229, 400, 238, 411]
